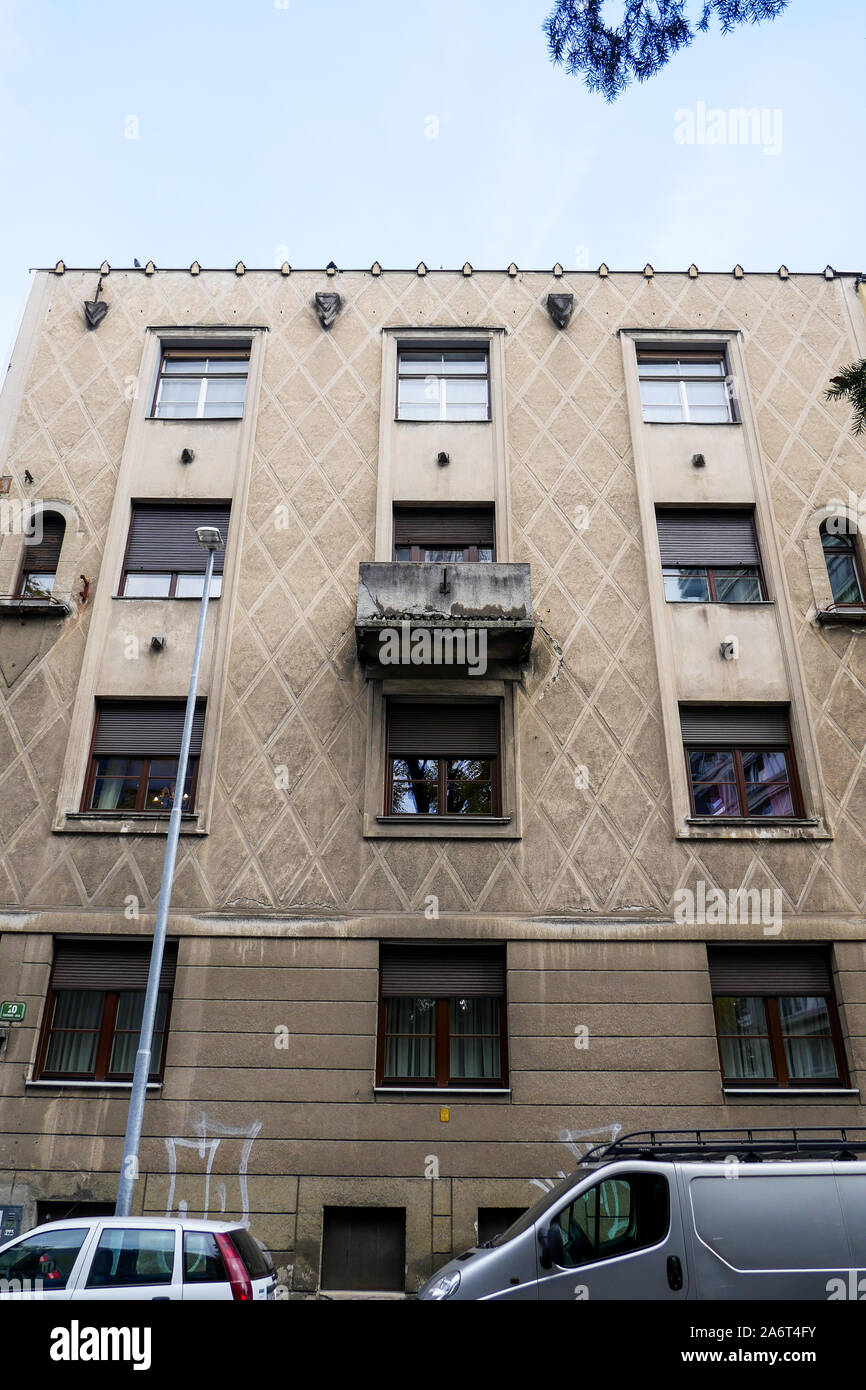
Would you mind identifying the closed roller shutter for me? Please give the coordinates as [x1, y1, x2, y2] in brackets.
[381, 945, 506, 997]
[93, 701, 205, 757]
[656, 508, 759, 566]
[51, 938, 178, 991]
[387, 701, 500, 757]
[25, 513, 66, 572]
[708, 946, 832, 996]
[393, 506, 495, 547]
[680, 706, 790, 746]
[125, 503, 230, 573]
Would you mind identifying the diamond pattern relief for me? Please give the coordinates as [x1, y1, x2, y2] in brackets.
[1, 267, 866, 919]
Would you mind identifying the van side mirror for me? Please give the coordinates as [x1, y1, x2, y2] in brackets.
[538, 1219, 564, 1271]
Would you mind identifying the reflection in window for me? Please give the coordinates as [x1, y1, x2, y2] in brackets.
[820, 521, 865, 606]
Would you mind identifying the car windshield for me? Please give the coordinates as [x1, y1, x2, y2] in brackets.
[484, 1172, 581, 1246]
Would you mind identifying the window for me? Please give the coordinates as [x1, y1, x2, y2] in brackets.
[152, 346, 250, 419]
[393, 505, 495, 561]
[820, 520, 865, 607]
[550, 1173, 669, 1268]
[637, 347, 735, 423]
[681, 706, 801, 819]
[708, 946, 848, 1089]
[386, 701, 501, 816]
[377, 945, 507, 1088]
[183, 1232, 228, 1284]
[657, 508, 765, 602]
[83, 700, 205, 814]
[120, 502, 230, 597]
[0, 1228, 88, 1290]
[86, 1228, 176, 1288]
[36, 938, 177, 1081]
[17, 511, 65, 597]
[397, 346, 490, 421]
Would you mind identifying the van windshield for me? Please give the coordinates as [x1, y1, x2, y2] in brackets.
[484, 1172, 580, 1247]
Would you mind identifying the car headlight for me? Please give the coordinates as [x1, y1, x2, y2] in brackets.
[425, 1270, 461, 1300]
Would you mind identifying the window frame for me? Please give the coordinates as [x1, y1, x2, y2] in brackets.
[150, 346, 250, 421]
[82, 752, 200, 815]
[395, 345, 491, 423]
[384, 702, 502, 819]
[376, 995, 508, 1089]
[662, 564, 766, 604]
[118, 500, 230, 599]
[820, 522, 866, 608]
[637, 347, 738, 424]
[15, 509, 66, 599]
[35, 984, 173, 1082]
[684, 740, 803, 820]
[712, 991, 849, 1090]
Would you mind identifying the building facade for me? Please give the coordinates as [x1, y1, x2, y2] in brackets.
[1, 260, 866, 1293]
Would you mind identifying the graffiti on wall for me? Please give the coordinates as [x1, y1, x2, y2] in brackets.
[164, 1111, 262, 1223]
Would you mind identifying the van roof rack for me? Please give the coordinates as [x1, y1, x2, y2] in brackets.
[580, 1127, 866, 1165]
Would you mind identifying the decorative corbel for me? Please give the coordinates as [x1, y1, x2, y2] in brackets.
[546, 293, 575, 330]
[314, 292, 342, 330]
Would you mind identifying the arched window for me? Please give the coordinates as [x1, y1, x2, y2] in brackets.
[820, 520, 865, 607]
[18, 510, 66, 598]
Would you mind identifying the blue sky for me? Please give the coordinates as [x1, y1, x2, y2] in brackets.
[0, 0, 863, 365]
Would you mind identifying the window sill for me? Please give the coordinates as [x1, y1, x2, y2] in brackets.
[146, 415, 245, 424]
[394, 418, 492, 425]
[0, 595, 71, 618]
[373, 1086, 511, 1096]
[25, 1080, 162, 1091]
[815, 607, 866, 627]
[722, 1087, 859, 1098]
[642, 420, 741, 427]
[679, 817, 831, 842]
[57, 812, 203, 836]
[111, 595, 220, 602]
[666, 600, 775, 608]
[369, 813, 518, 841]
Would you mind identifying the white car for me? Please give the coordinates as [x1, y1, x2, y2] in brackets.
[0, 1215, 277, 1300]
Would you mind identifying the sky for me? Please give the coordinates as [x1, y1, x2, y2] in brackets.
[0, 0, 864, 366]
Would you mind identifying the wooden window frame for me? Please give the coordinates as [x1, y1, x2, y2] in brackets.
[394, 544, 493, 562]
[375, 995, 508, 1089]
[396, 346, 491, 423]
[150, 347, 250, 420]
[713, 992, 849, 1090]
[385, 751, 502, 818]
[637, 347, 738, 424]
[663, 564, 766, 603]
[684, 741, 803, 820]
[35, 986, 173, 1082]
[820, 523, 866, 607]
[81, 753, 200, 814]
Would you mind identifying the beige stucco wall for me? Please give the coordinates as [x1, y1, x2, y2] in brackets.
[1, 264, 866, 1287]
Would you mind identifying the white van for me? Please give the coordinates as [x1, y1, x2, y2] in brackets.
[418, 1128, 866, 1300]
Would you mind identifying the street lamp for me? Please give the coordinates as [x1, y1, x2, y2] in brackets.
[115, 525, 224, 1216]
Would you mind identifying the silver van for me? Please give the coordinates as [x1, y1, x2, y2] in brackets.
[418, 1128, 866, 1300]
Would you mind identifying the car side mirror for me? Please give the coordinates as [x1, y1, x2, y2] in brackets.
[538, 1219, 564, 1271]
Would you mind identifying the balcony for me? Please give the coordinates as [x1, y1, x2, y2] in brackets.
[355, 562, 534, 673]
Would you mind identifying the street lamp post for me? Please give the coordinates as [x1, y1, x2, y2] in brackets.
[115, 525, 224, 1216]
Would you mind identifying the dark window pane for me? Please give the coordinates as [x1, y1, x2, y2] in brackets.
[0, 1228, 88, 1289]
[394, 546, 412, 561]
[86, 1227, 175, 1288]
[688, 750, 735, 781]
[445, 780, 493, 814]
[44, 991, 104, 1074]
[478, 546, 494, 562]
[825, 553, 864, 605]
[449, 998, 500, 1078]
[383, 997, 436, 1077]
[391, 781, 439, 814]
[183, 1231, 227, 1283]
[714, 996, 774, 1079]
[692, 782, 741, 816]
[778, 996, 838, 1081]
